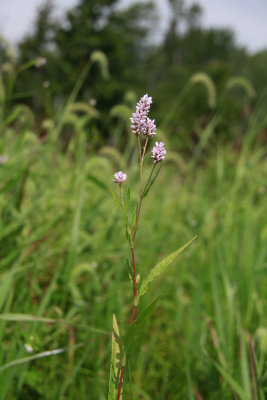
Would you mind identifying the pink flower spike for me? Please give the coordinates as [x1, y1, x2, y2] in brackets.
[144, 118, 156, 137]
[113, 171, 127, 184]
[151, 141, 166, 163]
[130, 94, 152, 136]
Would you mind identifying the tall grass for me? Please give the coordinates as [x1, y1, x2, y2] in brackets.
[0, 58, 266, 399]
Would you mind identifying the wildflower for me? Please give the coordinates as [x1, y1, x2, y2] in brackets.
[113, 171, 127, 184]
[43, 80, 50, 88]
[258, 186, 266, 195]
[89, 98, 97, 106]
[0, 154, 8, 164]
[36, 57, 47, 68]
[130, 94, 152, 136]
[151, 142, 166, 163]
[24, 343, 34, 353]
[144, 117, 156, 137]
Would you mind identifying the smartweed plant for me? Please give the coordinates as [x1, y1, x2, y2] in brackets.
[109, 95, 196, 399]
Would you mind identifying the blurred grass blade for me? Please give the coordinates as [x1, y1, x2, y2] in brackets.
[88, 174, 109, 191]
[0, 347, 76, 373]
[212, 359, 250, 400]
[249, 336, 260, 400]
[191, 115, 220, 166]
[0, 313, 57, 323]
[138, 236, 197, 299]
[108, 314, 123, 400]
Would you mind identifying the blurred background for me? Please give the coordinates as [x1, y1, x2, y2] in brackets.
[0, 0, 267, 150]
[0, 1, 266, 399]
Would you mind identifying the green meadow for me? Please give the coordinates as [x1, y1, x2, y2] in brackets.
[0, 0, 267, 397]
[0, 78, 266, 399]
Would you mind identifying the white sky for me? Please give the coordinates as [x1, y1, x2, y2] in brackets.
[0, 0, 266, 53]
[196, 0, 267, 52]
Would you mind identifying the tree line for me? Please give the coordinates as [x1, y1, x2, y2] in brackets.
[1, 0, 267, 150]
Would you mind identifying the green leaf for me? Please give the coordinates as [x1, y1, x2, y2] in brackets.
[143, 167, 161, 198]
[131, 202, 138, 231]
[125, 226, 131, 245]
[127, 258, 133, 287]
[191, 115, 220, 166]
[138, 236, 197, 299]
[108, 314, 123, 400]
[0, 345, 83, 372]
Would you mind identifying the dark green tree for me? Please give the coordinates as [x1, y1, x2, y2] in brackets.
[16, 0, 157, 118]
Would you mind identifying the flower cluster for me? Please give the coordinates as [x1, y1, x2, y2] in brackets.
[130, 94, 156, 137]
[35, 57, 47, 68]
[113, 171, 127, 184]
[0, 154, 8, 165]
[151, 142, 166, 164]
[113, 95, 166, 183]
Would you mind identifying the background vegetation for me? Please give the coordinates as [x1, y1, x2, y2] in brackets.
[0, 0, 266, 399]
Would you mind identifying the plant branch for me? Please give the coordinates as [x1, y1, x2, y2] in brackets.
[119, 184, 124, 207]
[116, 247, 137, 400]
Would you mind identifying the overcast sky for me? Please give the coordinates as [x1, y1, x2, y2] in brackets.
[0, 0, 266, 53]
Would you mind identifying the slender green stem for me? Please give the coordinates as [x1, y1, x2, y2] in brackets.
[132, 201, 142, 243]
[143, 164, 156, 197]
[117, 137, 150, 400]
[132, 137, 150, 243]
[137, 137, 143, 198]
[119, 184, 124, 207]
[142, 138, 148, 162]
[133, 163, 156, 243]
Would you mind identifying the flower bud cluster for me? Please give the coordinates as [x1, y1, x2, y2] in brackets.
[35, 57, 47, 68]
[113, 171, 127, 184]
[151, 141, 166, 164]
[130, 94, 156, 137]
[113, 95, 166, 184]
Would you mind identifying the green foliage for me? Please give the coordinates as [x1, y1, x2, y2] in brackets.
[138, 236, 197, 298]
[0, 101, 266, 398]
[0, 1, 266, 397]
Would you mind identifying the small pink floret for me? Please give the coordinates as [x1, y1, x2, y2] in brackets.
[113, 171, 127, 184]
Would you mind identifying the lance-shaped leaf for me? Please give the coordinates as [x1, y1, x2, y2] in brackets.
[143, 166, 161, 198]
[108, 314, 123, 400]
[138, 236, 197, 299]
